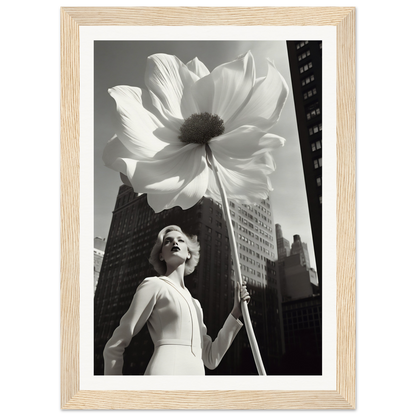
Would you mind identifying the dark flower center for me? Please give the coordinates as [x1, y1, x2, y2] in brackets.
[178, 113, 225, 145]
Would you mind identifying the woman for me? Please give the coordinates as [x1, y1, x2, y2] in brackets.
[103, 225, 250, 375]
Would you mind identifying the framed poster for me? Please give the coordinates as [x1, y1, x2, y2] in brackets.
[61, 7, 355, 409]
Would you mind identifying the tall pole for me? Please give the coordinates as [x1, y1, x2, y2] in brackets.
[206, 145, 267, 376]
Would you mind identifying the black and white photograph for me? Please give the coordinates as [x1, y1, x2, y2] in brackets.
[55, 2, 362, 414]
[93, 40, 323, 377]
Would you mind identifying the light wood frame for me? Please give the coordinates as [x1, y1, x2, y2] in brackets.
[61, 7, 355, 409]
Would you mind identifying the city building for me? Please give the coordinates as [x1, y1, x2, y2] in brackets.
[275, 225, 322, 374]
[229, 199, 284, 373]
[93, 237, 106, 293]
[290, 234, 311, 269]
[94, 186, 284, 375]
[284, 252, 317, 300]
[286, 40, 322, 286]
[230, 199, 278, 289]
[280, 295, 322, 375]
[276, 223, 291, 261]
[277, 227, 319, 301]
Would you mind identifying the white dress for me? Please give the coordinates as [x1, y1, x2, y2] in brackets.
[103, 276, 243, 375]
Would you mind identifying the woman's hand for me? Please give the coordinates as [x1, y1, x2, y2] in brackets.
[231, 281, 250, 320]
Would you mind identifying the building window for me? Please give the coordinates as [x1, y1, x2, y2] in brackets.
[296, 40, 309, 49]
[306, 107, 320, 120]
[313, 158, 322, 169]
[301, 74, 315, 86]
[299, 62, 313, 74]
[309, 123, 321, 136]
[303, 87, 317, 100]
[316, 177, 322, 187]
[311, 140, 322, 152]
[298, 50, 311, 61]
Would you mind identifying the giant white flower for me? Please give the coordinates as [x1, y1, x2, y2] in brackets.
[103, 51, 288, 213]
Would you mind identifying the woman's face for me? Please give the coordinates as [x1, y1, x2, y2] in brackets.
[160, 230, 189, 266]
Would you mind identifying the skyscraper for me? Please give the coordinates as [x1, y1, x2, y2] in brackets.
[229, 199, 282, 373]
[276, 223, 291, 261]
[280, 294, 322, 375]
[275, 226, 322, 375]
[93, 237, 106, 293]
[94, 186, 284, 375]
[290, 234, 311, 269]
[286, 40, 322, 286]
[230, 199, 278, 289]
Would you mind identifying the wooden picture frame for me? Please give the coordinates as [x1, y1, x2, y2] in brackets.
[61, 7, 355, 409]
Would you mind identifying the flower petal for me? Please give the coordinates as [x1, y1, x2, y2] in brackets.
[186, 57, 210, 78]
[232, 152, 277, 175]
[102, 134, 135, 170]
[209, 126, 285, 159]
[225, 59, 289, 132]
[108, 86, 177, 158]
[118, 144, 209, 212]
[147, 168, 208, 212]
[191, 51, 255, 124]
[188, 74, 215, 116]
[102, 135, 159, 184]
[206, 154, 273, 205]
[145, 53, 199, 121]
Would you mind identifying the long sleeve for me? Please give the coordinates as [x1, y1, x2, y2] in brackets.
[197, 301, 244, 370]
[103, 278, 159, 375]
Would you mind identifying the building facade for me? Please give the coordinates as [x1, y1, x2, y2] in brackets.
[276, 227, 319, 302]
[280, 295, 322, 375]
[94, 237, 106, 293]
[275, 225, 322, 374]
[290, 234, 311, 269]
[276, 223, 291, 261]
[230, 199, 278, 289]
[94, 186, 284, 375]
[286, 40, 322, 286]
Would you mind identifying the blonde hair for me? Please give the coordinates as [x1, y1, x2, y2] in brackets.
[149, 225, 200, 276]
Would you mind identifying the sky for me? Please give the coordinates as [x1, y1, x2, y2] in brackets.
[94, 40, 317, 270]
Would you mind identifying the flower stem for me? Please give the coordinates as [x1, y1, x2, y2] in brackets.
[206, 145, 267, 376]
